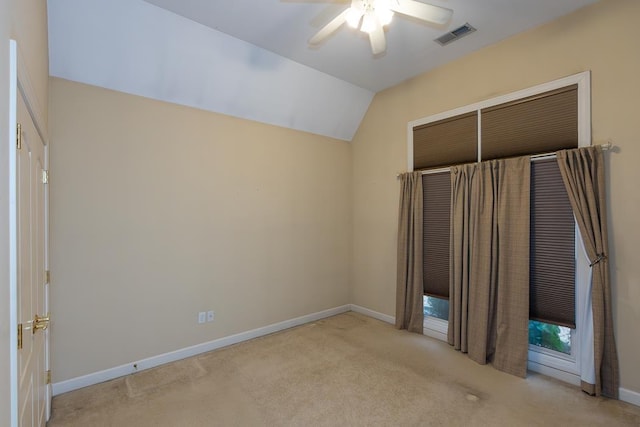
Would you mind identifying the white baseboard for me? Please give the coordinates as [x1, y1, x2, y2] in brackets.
[52, 304, 351, 396]
[52, 302, 640, 408]
[349, 304, 451, 343]
[350, 304, 395, 324]
[620, 387, 640, 407]
[423, 317, 448, 342]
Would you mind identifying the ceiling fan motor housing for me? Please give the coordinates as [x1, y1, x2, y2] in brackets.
[310, 0, 454, 54]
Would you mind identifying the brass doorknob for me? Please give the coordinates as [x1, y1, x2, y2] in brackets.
[33, 313, 50, 333]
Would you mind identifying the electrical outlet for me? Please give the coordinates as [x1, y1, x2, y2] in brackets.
[207, 310, 215, 322]
[198, 312, 206, 324]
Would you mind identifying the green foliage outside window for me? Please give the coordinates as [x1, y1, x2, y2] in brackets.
[423, 296, 571, 356]
[423, 296, 449, 321]
[528, 320, 571, 354]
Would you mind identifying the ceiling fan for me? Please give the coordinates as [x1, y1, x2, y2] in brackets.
[309, 0, 453, 55]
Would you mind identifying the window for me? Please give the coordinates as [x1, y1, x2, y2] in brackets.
[480, 85, 578, 160]
[411, 71, 591, 385]
[413, 112, 477, 169]
[422, 172, 450, 300]
[530, 159, 576, 329]
[411, 84, 580, 172]
[529, 320, 571, 355]
[421, 161, 581, 359]
[528, 158, 575, 358]
[422, 295, 449, 340]
[423, 296, 449, 320]
[422, 171, 451, 338]
[528, 231, 589, 385]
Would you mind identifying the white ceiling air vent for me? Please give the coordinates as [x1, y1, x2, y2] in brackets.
[435, 23, 476, 46]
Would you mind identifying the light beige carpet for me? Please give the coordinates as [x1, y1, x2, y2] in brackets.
[48, 312, 640, 426]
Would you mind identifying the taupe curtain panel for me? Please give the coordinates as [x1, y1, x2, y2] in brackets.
[448, 157, 530, 378]
[396, 172, 424, 333]
[557, 146, 619, 398]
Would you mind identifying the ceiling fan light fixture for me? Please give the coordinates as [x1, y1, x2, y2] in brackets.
[346, 7, 364, 28]
[376, 8, 393, 26]
[360, 12, 379, 34]
[308, 0, 453, 54]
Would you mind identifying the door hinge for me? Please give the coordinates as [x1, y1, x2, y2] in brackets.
[16, 123, 22, 150]
[45, 270, 50, 284]
[46, 370, 51, 385]
[42, 169, 49, 184]
[18, 323, 23, 350]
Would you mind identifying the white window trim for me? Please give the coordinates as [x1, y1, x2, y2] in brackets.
[413, 71, 592, 387]
[423, 314, 448, 342]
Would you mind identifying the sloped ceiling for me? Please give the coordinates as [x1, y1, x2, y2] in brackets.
[48, 0, 598, 141]
[48, 0, 373, 141]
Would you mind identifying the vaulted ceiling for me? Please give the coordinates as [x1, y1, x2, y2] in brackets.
[48, 0, 598, 140]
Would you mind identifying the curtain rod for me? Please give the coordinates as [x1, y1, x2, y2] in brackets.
[397, 142, 614, 178]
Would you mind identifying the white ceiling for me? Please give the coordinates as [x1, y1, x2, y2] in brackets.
[48, 0, 598, 141]
[143, 0, 599, 92]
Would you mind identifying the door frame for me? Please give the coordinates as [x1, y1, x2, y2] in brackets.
[9, 39, 51, 426]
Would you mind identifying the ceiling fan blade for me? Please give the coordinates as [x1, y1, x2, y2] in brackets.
[389, 0, 453, 25]
[369, 22, 386, 55]
[309, 8, 350, 44]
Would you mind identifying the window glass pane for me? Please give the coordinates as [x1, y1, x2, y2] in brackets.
[423, 295, 449, 321]
[528, 320, 571, 355]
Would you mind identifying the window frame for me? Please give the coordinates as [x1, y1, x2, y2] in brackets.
[420, 166, 452, 341]
[411, 71, 591, 386]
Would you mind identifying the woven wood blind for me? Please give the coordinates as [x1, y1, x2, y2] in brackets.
[530, 159, 576, 328]
[413, 112, 477, 170]
[481, 85, 578, 160]
[422, 172, 451, 299]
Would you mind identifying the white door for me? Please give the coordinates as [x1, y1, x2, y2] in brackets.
[10, 40, 50, 427]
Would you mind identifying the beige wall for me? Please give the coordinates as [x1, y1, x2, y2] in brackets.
[10, 0, 638, 405]
[352, 0, 640, 394]
[49, 78, 352, 381]
[0, 0, 48, 424]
